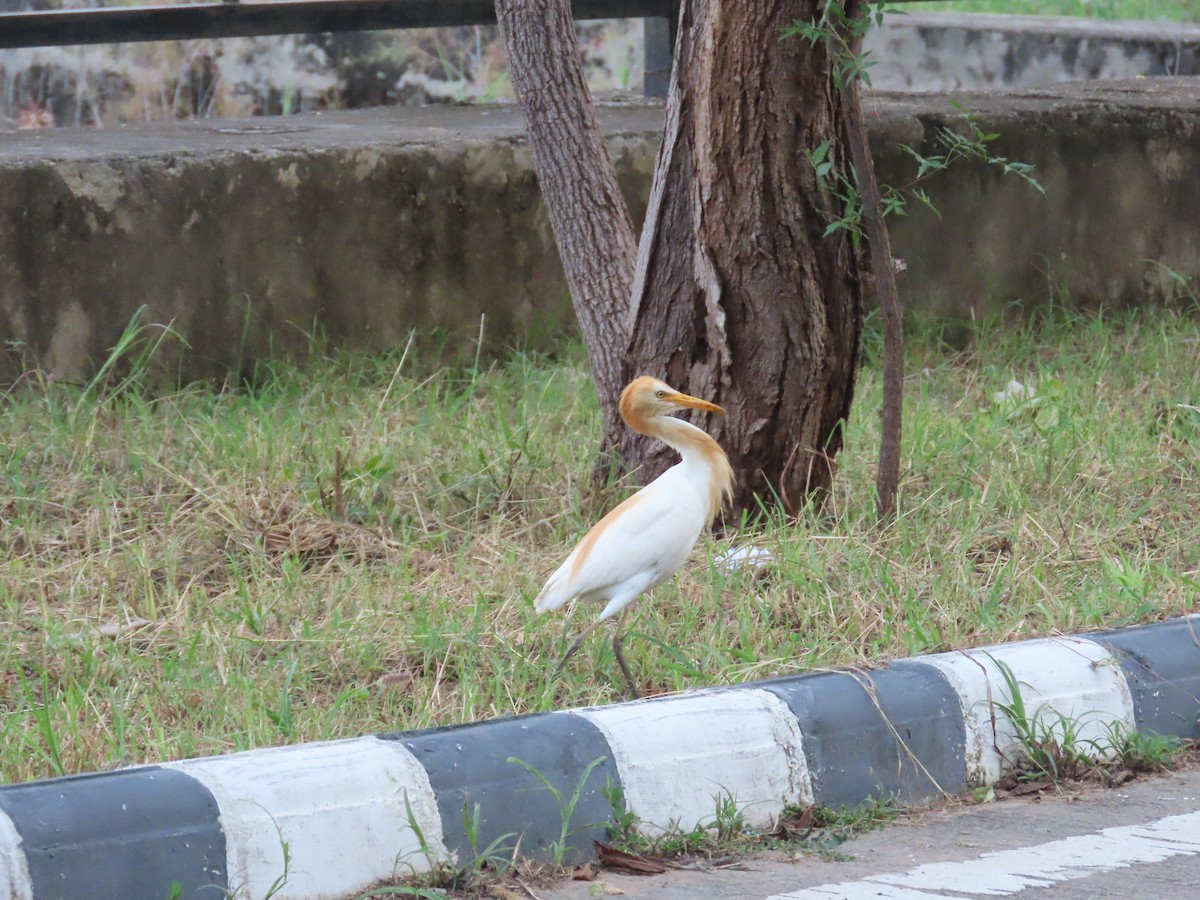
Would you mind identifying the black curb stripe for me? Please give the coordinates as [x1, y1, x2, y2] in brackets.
[757, 664, 969, 807]
[1090, 616, 1200, 741]
[0, 766, 226, 900]
[380, 712, 617, 866]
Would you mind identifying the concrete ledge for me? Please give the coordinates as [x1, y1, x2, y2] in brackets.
[3, 77, 1200, 383]
[2, 616, 1197, 899]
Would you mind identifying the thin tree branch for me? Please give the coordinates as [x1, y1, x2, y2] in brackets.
[841, 0, 903, 523]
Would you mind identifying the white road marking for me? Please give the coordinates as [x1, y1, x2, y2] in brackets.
[768, 810, 1200, 899]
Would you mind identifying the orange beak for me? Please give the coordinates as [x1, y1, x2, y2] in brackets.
[668, 391, 725, 415]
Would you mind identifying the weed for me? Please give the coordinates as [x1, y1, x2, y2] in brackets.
[460, 800, 517, 879]
[1101, 721, 1187, 773]
[74, 306, 185, 421]
[396, 787, 445, 879]
[711, 788, 750, 844]
[507, 755, 608, 867]
[459, 779, 892, 875]
[601, 785, 763, 860]
[261, 822, 292, 900]
[357, 887, 450, 899]
[988, 655, 1192, 788]
[383, 789, 467, 896]
[16, 669, 63, 778]
[1143, 259, 1199, 307]
[263, 658, 300, 740]
[989, 655, 1099, 781]
[220, 810, 292, 900]
[601, 780, 638, 845]
[762, 798, 900, 861]
[810, 799, 899, 833]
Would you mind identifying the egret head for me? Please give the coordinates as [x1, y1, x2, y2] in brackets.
[619, 376, 724, 425]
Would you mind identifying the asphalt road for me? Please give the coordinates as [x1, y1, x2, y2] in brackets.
[539, 766, 1200, 900]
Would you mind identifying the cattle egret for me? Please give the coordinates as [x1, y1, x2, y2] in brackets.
[536, 376, 734, 698]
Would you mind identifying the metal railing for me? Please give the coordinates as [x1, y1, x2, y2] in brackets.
[0, 0, 676, 95]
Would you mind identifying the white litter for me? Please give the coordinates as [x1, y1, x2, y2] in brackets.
[714, 545, 775, 573]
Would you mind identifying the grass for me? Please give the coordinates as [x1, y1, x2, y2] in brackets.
[1, 303, 1198, 785]
[601, 787, 899, 866]
[601, 784, 753, 860]
[771, 800, 901, 861]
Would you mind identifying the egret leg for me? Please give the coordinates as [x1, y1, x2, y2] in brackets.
[611, 609, 640, 700]
[551, 619, 601, 680]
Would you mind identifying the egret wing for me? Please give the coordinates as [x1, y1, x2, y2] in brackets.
[535, 474, 706, 613]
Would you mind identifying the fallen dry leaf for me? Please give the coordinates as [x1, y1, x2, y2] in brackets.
[593, 840, 667, 875]
[1010, 777, 1053, 796]
[772, 805, 815, 839]
[572, 863, 597, 881]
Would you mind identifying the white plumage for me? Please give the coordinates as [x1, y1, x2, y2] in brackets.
[537, 376, 733, 697]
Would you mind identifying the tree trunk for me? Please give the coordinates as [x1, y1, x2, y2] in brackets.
[623, 0, 867, 516]
[494, 0, 639, 448]
[497, 0, 866, 517]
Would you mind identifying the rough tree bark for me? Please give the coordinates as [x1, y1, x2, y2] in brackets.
[494, 0, 639, 448]
[622, 0, 867, 515]
[498, 0, 867, 518]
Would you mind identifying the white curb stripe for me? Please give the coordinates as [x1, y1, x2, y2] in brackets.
[167, 736, 446, 899]
[0, 807, 32, 900]
[768, 809, 1200, 899]
[913, 636, 1135, 787]
[565, 688, 812, 835]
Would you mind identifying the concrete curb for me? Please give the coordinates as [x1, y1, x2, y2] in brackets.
[2, 616, 1197, 899]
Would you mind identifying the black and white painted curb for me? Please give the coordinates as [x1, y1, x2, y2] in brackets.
[2, 616, 1197, 899]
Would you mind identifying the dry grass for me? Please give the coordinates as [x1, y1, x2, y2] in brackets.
[1, 303, 1198, 784]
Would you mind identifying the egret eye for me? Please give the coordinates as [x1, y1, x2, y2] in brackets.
[655, 389, 666, 399]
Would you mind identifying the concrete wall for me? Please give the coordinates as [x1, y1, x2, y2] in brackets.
[867, 13, 1200, 90]
[876, 78, 1200, 320]
[2, 77, 1198, 382]
[3, 12, 1197, 129]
